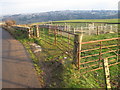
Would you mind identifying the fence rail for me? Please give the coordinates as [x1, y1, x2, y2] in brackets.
[76, 37, 119, 73]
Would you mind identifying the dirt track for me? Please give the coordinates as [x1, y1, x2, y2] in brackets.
[2, 28, 41, 88]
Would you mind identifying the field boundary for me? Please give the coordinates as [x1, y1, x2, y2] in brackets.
[2, 24, 119, 73]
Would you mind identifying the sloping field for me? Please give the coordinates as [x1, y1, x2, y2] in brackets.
[53, 19, 119, 23]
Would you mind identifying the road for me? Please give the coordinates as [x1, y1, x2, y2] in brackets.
[1, 28, 41, 88]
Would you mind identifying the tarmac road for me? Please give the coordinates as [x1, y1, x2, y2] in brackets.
[1, 28, 41, 88]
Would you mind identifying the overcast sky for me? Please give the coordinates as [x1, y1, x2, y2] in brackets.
[0, 0, 119, 15]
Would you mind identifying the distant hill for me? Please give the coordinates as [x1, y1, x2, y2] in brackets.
[2, 10, 118, 24]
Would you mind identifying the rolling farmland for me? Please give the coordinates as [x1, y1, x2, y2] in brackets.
[2, 18, 119, 88]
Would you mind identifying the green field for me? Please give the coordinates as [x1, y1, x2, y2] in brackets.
[31, 19, 119, 25]
[53, 19, 119, 23]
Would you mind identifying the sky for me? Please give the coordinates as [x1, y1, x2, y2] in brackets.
[0, 0, 119, 15]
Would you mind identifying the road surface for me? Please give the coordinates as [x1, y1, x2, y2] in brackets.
[1, 28, 41, 88]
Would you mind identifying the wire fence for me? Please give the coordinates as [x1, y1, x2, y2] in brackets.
[49, 23, 118, 35]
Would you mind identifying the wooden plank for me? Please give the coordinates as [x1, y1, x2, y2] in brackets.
[81, 62, 120, 74]
[103, 58, 111, 89]
[82, 38, 119, 44]
[101, 50, 118, 55]
[80, 55, 117, 65]
[81, 50, 118, 59]
[81, 53, 99, 59]
[80, 63, 98, 69]
[80, 59, 99, 65]
[81, 44, 118, 52]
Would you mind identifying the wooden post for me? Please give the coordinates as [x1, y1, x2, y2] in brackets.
[103, 58, 111, 89]
[97, 26, 99, 35]
[115, 25, 118, 33]
[103, 24, 106, 34]
[54, 27, 57, 45]
[104, 24, 107, 33]
[43, 28, 45, 39]
[56, 25, 58, 35]
[73, 34, 83, 69]
[92, 23, 95, 31]
[88, 24, 91, 35]
[110, 25, 113, 33]
[81, 27, 83, 34]
[101, 24, 103, 33]
[36, 25, 40, 38]
[60, 28, 63, 39]
[68, 25, 71, 32]
[28, 27, 31, 38]
[30, 26, 34, 37]
[73, 28, 75, 34]
[68, 29, 70, 50]
[68, 26, 70, 43]
[31, 26, 35, 37]
[64, 23, 66, 31]
[48, 25, 50, 34]
[101, 24, 104, 34]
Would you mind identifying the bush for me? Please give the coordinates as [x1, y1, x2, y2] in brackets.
[5, 20, 16, 26]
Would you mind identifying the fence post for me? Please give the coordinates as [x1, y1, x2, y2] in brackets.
[73, 28, 75, 34]
[97, 26, 99, 35]
[73, 34, 83, 69]
[103, 58, 111, 89]
[30, 26, 34, 37]
[92, 23, 95, 31]
[104, 24, 107, 33]
[115, 25, 118, 33]
[110, 25, 113, 33]
[103, 24, 105, 34]
[64, 23, 66, 31]
[36, 25, 40, 38]
[28, 27, 31, 38]
[88, 24, 91, 35]
[54, 26, 57, 45]
[48, 25, 50, 34]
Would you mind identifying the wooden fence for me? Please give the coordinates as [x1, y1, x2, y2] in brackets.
[4, 24, 119, 73]
[74, 36, 120, 73]
[3, 24, 119, 88]
[26, 24, 119, 72]
[30, 24, 75, 60]
[43, 23, 118, 35]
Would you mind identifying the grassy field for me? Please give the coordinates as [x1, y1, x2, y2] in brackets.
[31, 19, 119, 25]
[53, 19, 119, 23]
